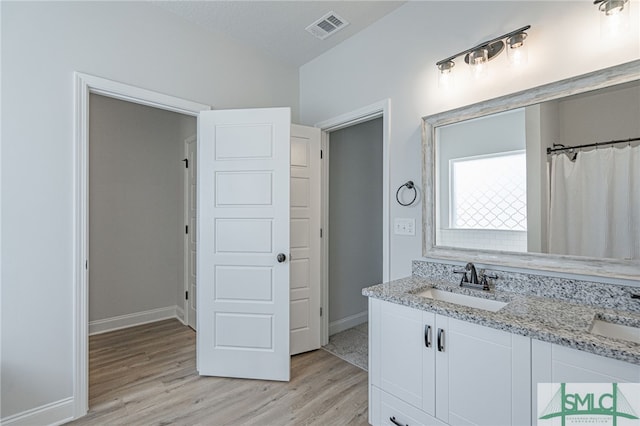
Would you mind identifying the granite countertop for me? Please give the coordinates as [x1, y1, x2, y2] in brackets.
[362, 276, 640, 365]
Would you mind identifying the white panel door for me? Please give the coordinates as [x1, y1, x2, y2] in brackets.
[185, 136, 197, 330]
[290, 124, 321, 355]
[197, 108, 291, 381]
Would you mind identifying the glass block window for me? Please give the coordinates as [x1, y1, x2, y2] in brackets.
[450, 151, 527, 231]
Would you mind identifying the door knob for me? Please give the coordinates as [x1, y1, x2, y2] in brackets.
[277, 253, 286, 263]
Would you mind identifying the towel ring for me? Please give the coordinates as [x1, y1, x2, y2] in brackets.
[396, 181, 417, 206]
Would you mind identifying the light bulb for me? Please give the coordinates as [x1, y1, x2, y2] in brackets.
[507, 33, 528, 67]
[604, 0, 625, 15]
[599, 0, 630, 39]
[468, 48, 488, 79]
[437, 61, 455, 89]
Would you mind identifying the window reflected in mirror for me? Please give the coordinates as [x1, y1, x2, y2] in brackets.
[436, 108, 529, 252]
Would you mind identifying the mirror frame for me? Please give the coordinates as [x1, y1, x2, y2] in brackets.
[422, 60, 640, 281]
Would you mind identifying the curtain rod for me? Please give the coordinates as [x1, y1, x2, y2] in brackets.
[546, 137, 640, 155]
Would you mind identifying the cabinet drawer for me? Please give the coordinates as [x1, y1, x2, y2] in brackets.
[372, 386, 445, 426]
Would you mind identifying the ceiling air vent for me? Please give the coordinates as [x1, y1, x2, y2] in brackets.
[305, 11, 349, 40]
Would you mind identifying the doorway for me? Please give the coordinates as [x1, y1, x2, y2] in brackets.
[316, 99, 391, 361]
[328, 117, 383, 332]
[322, 117, 383, 370]
[87, 94, 198, 414]
[74, 73, 210, 418]
[88, 94, 196, 335]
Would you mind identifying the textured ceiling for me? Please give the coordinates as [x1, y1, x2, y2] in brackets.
[153, 1, 406, 67]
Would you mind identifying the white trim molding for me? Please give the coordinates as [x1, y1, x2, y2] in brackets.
[73, 72, 210, 421]
[1, 397, 74, 426]
[88, 306, 182, 335]
[315, 99, 391, 346]
[75, 73, 208, 116]
[329, 310, 368, 336]
[176, 304, 186, 325]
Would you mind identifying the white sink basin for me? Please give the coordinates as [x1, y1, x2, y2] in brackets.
[416, 288, 508, 312]
[590, 319, 640, 344]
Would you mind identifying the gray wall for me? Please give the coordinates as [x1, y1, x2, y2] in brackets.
[329, 118, 383, 323]
[89, 94, 196, 322]
[557, 82, 640, 148]
[436, 109, 526, 229]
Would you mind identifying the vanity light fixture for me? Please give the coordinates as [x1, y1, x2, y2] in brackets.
[594, 0, 630, 38]
[435, 25, 531, 85]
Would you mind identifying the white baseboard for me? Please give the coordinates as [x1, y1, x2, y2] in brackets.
[1, 397, 74, 426]
[175, 305, 186, 325]
[329, 310, 368, 336]
[89, 305, 180, 335]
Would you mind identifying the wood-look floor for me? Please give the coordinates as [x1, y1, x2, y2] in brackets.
[69, 319, 368, 426]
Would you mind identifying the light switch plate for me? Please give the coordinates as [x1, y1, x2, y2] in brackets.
[394, 218, 415, 235]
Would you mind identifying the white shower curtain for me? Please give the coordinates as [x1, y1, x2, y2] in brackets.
[548, 145, 640, 260]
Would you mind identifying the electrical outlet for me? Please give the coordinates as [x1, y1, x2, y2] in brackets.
[394, 218, 415, 235]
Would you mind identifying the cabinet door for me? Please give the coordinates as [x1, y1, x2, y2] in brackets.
[437, 316, 531, 426]
[379, 301, 425, 408]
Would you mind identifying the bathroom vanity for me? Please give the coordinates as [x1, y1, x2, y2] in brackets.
[367, 60, 640, 426]
[364, 263, 640, 426]
[366, 60, 640, 425]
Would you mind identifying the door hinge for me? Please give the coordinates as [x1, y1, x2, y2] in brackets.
[320, 228, 323, 238]
[182, 158, 189, 168]
[185, 225, 188, 234]
[320, 150, 323, 159]
[320, 307, 323, 317]
[185, 291, 189, 300]
[85, 260, 88, 270]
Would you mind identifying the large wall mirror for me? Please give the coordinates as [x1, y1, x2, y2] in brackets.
[422, 60, 640, 281]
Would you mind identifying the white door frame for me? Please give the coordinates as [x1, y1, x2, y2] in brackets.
[314, 99, 391, 345]
[73, 72, 210, 419]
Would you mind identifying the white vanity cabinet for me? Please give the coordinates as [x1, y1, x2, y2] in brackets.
[369, 298, 531, 426]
